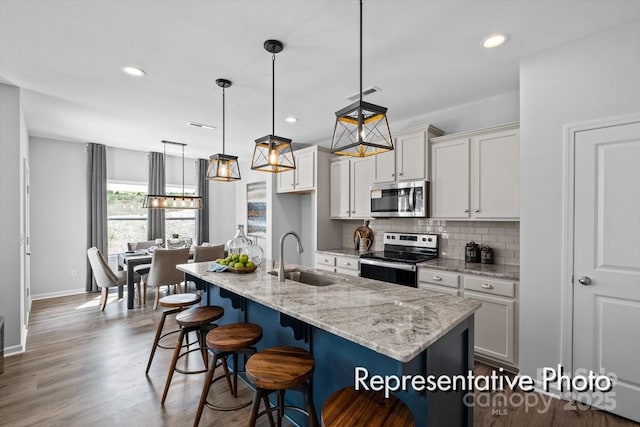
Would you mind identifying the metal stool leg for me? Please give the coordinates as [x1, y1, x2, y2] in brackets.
[302, 382, 319, 427]
[161, 327, 186, 405]
[146, 308, 179, 374]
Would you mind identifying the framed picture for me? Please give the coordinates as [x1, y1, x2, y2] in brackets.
[246, 181, 267, 238]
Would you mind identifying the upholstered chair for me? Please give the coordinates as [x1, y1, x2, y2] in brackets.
[141, 248, 190, 310]
[87, 247, 141, 311]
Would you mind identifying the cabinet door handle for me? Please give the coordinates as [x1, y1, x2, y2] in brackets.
[344, 262, 351, 266]
[322, 258, 329, 262]
[346, 210, 350, 214]
[391, 173, 395, 177]
[433, 276, 442, 281]
[398, 172, 403, 176]
[475, 209, 480, 213]
[464, 209, 469, 213]
[481, 283, 494, 289]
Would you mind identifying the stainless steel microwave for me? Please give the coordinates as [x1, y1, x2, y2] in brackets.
[370, 180, 429, 218]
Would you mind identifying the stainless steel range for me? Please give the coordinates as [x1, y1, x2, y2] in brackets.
[359, 232, 438, 287]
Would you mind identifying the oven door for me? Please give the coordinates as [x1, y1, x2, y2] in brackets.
[359, 259, 417, 287]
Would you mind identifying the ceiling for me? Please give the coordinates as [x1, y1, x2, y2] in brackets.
[1, 0, 640, 160]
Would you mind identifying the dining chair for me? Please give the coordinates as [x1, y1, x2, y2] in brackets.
[127, 240, 156, 251]
[141, 248, 190, 310]
[193, 244, 225, 263]
[87, 247, 142, 311]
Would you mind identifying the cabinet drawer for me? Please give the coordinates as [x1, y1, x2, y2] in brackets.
[418, 283, 460, 296]
[315, 263, 335, 273]
[418, 268, 459, 288]
[335, 255, 359, 270]
[464, 276, 515, 298]
[316, 253, 336, 267]
[336, 267, 359, 277]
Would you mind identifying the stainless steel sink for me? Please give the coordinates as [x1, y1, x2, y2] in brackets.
[268, 270, 345, 286]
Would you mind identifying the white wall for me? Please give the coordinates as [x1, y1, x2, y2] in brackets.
[0, 83, 28, 353]
[519, 19, 640, 383]
[30, 137, 87, 298]
[208, 180, 237, 246]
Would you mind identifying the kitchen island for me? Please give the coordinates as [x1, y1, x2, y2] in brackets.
[178, 262, 480, 427]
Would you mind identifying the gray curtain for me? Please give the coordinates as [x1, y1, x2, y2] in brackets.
[195, 159, 210, 244]
[86, 143, 107, 292]
[147, 152, 166, 241]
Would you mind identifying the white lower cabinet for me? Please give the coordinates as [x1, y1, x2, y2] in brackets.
[315, 252, 359, 277]
[418, 267, 518, 368]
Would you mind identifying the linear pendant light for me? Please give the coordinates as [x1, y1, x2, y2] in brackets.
[207, 78, 241, 181]
[250, 39, 296, 173]
[143, 140, 203, 209]
[331, 0, 393, 157]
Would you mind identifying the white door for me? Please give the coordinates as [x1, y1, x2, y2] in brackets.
[296, 150, 315, 190]
[397, 130, 425, 181]
[330, 160, 350, 218]
[23, 159, 31, 326]
[374, 149, 395, 183]
[431, 138, 470, 218]
[473, 129, 519, 219]
[573, 120, 640, 422]
[351, 157, 374, 218]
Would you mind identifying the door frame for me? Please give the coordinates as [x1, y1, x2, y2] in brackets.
[561, 112, 640, 394]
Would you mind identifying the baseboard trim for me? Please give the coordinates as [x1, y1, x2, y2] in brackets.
[4, 343, 25, 356]
[31, 288, 86, 301]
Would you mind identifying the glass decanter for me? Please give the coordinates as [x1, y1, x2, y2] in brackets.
[246, 238, 264, 266]
[226, 225, 252, 256]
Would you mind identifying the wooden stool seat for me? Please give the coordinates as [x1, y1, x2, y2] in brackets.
[246, 346, 314, 390]
[206, 323, 263, 351]
[176, 306, 224, 328]
[159, 293, 201, 308]
[194, 323, 266, 424]
[146, 293, 201, 374]
[322, 387, 414, 427]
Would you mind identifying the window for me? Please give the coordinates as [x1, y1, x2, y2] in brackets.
[107, 183, 196, 255]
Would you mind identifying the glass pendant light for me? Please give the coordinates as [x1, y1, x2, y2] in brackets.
[250, 39, 296, 173]
[331, 0, 393, 157]
[143, 140, 203, 209]
[207, 78, 241, 181]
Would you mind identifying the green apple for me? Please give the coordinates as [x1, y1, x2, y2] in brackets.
[239, 254, 249, 263]
[234, 262, 245, 269]
[245, 261, 255, 269]
[215, 258, 223, 263]
[231, 254, 240, 262]
[219, 259, 228, 265]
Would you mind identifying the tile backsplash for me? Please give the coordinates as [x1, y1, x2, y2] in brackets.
[342, 219, 520, 266]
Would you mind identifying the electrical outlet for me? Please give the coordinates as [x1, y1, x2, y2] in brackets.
[70, 270, 77, 277]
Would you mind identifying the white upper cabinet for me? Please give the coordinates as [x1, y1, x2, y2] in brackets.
[430, 123, 519, 220]
[374, 125, 443, 183]
[472, 128, 519, 218]
[277, 147, 315, 193]
[431, 137, 470, 218]
[330, 157, 374, 219]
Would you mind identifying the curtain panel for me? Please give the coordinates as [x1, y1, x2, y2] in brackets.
[147, 152, 166, 241]
[195, 159, 210, 244]
[86, 143, 107, 292]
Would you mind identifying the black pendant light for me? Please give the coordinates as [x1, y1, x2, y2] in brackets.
[143, 140, 203, 209]
[207, 78, 241, 181]
[331, 0, 393, 157]
[250, 39, 296, 173]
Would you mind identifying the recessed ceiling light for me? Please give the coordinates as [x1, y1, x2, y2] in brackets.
[187, 121, 217, 130]
[481, 33, 509, 49]
[285, 116, 298, 123]
[120, 65, 146, 77]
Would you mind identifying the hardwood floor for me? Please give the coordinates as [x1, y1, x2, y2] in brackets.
[0, 292, 637, 427]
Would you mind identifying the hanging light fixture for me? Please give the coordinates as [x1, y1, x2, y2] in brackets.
[331, 0, 393, 157]
[206, 78, 241, 181]
[143, 140, 203, 209]
[250, 39, 296, 173]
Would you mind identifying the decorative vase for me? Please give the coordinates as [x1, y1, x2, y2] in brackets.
[167, 234, 184, 249]
[226, 225, 252, 256]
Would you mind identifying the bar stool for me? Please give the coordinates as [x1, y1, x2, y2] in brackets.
[146, 293, 202, 374]
[161, 305, 225, 405]
[246, 346, 319, 427]
[321, 387, 414, 427]
[193, 323, 265, 426]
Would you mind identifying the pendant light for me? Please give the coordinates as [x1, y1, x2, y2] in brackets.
[206, 78, 241, 181]
[250, 39, 296, 173]
[143, 140, 203, 209]
[331, 0, 393, 157]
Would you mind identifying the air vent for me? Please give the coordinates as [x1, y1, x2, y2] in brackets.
[345, 86, 381, 102]
[187, 121, 216, 130]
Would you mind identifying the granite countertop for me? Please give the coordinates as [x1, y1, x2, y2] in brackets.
[419, 258, 520, 281]
[316, 248, 367, 257]
[178, 262, 480, 363]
